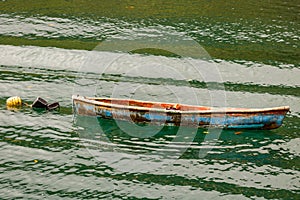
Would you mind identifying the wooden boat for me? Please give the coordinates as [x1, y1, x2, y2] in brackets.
[72, 95, 290, 130]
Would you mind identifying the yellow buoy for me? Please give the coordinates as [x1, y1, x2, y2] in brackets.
[6, 96, 23, 107]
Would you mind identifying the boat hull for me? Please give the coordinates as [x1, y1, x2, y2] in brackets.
[72, 96, 289, 130]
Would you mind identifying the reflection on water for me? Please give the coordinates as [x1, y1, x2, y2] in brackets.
[0, 0, 299, 199]
[0, 44, 299, 198]
[0, 0, 299, 65]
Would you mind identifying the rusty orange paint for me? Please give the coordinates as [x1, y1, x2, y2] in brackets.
[72, 95, 290, 130]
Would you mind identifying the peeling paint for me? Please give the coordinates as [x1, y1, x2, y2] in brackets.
[72, 95, 289, 130]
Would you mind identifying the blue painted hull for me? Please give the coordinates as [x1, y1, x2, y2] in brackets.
[72, 95, 289, 130]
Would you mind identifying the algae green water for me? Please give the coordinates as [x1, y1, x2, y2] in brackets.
[0, 0, 299, 199]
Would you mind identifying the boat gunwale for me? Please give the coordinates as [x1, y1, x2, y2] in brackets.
[72, 95, 290, 115]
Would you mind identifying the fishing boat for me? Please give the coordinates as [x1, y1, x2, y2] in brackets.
[72, 95, 289, 130]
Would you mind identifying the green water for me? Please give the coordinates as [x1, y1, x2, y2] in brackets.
[0, 0, 299, 199]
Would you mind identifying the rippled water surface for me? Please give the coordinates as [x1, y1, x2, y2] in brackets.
[0, 0, 299, 199]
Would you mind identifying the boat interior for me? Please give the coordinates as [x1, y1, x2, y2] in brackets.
[89, 97, 212, 111]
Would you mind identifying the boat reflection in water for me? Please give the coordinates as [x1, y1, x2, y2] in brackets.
[73, 95, 290, 163]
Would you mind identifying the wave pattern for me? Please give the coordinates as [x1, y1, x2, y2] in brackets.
[0, 45, 299, 199]
[0, 1, 299, 198]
